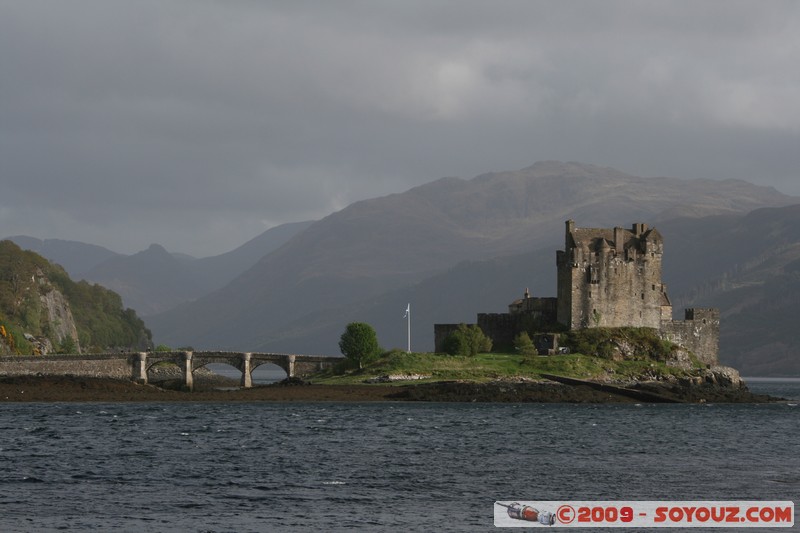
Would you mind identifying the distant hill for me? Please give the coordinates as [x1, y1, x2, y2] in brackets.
[190, 220, 315, 292]
[247, 249, 555, 355]
[663, 205, 800, 376]
[9, 221, 314, 317]
[0, 240, 151, 354]
[81, 243, 204, 317]
[5, 236, 120, 278]
[149, 161, 799, 357]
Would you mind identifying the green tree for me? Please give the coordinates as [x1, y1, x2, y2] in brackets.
[513, 331, 537, 356]
[338, 322, 381, 369]
[442, 323, 492, 356]
[57, 335, 77, 354]
[441, 330, 468, 356]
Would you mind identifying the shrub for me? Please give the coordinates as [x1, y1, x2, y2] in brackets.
[442, 324, 492, 356]
[513, 331, 538, 356]
[563, 327, 674, 361]
[57, 335, 77, 354]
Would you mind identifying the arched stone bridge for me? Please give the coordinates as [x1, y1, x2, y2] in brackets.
[0, 351, 341, 391]
[137, 351, 340, 389]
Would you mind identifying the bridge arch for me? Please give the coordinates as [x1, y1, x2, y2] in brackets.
[248, 361, 289, 383]
[140, 351, 194, 389]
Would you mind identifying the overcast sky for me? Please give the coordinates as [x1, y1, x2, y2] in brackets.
[2, 1, 799, 257]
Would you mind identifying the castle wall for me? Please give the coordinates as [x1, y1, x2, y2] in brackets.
[477, 314, 518, 352]
[436, 309, 559, 353]
[556, 250, 573, 327]
[557, 222, 666, 330]
[660, 308, 720, 366]
[509, 296, 558, 319]
[580, 252, 664, 329]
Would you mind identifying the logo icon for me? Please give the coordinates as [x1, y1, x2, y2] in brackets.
[496, 502, 556, 525]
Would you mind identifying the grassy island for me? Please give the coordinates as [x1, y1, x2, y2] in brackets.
[314, 350, 698, 385]
[317, 327, 705, 385]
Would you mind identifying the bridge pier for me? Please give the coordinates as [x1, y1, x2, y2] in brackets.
[240, 352, 252, 388]
[182, 351, 194, 391]
[286, 354, 295, 378]
[134, 352, 148, 384]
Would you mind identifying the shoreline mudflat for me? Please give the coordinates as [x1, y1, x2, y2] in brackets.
[0, 376, 399, 403]
[0, 375, 778, 403]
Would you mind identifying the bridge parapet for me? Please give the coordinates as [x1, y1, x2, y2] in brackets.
[0, 353, 134, 381]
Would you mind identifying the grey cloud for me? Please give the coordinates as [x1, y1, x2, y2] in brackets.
[1, 1, 799, 256]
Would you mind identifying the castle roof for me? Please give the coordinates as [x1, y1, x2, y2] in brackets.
[568, 223, 662, 253]
[569, 227, 614, 249]
[661, 291, 672, 307]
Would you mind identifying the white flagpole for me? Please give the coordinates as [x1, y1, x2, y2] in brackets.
[404, 303, 411, 353]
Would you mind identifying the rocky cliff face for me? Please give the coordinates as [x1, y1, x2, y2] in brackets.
[38, 282, 80, 353]
[0, 248, 79, 354]
[0, 267, 83, 355]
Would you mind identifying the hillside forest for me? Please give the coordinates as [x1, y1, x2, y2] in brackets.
[0, 240, 151, 355]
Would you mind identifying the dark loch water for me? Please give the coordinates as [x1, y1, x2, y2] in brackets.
[0, 380, 797, 532]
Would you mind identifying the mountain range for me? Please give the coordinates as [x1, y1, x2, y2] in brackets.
[7, 162, 800, 375]
[7, 220, 313, 316]
[149, 162, 797, 366]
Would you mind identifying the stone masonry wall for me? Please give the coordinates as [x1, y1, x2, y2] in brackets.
[0, 358, 132, 380]
[660, 308, 720, 366]
[477, 314, 520, 352]
[556, 221, 667, 330]
[558, 244, 665, 330]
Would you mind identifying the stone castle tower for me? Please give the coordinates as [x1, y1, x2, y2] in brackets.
[434, 219, 720, 365]
[556, 220, 672, 330]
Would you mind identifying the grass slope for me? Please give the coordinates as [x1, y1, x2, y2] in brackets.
[316, 350, 697, 385]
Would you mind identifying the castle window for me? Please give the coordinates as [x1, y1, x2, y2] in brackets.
[641, 293, 645, 300]
[652, 284, 656, 290]
[587, 265, 599, 284]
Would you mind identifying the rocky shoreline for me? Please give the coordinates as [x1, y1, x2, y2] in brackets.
[0, 371, 782, 404]
[385, 378, 776, 403]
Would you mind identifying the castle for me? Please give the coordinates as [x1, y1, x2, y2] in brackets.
[434, 220, 720, 365]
